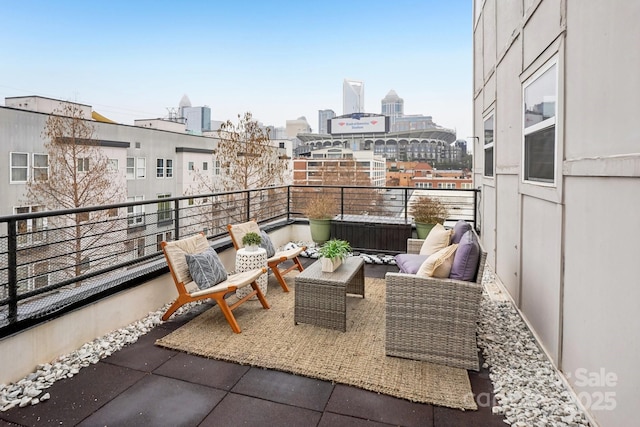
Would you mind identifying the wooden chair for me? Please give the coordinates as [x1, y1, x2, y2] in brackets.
[161, 233, 269, 333]
[227, 221, 306, 292]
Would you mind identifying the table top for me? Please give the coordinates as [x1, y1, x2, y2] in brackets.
[296, 256, 364, 285]
[237, 247, 266, 256]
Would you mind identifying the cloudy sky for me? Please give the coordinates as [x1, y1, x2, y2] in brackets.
[1, 0, 472, 138]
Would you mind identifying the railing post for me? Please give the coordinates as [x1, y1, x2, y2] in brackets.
[340, 187, 344, 219]
[173, 199, 181, 240]
[245, 190, 251, 221]
[7, 219, 18, 324]
[474, 187, 481, 234]
[404, 187, 409, 223]
[287, 186, 291, 222]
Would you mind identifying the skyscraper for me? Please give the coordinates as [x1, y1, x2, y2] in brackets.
[318, 109, 335, 134]
[381, 90, 404, 130]
[343, 79, 364, 115]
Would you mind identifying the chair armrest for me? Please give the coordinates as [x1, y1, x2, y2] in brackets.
[407, 239, 424, 254]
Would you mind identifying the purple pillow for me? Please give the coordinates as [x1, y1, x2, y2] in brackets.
[449, 230, 480, 281]
[450, 220, 472, 244]
[395, 253, 429, 274]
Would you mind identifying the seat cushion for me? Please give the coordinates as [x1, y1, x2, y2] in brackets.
[449, 230, 481, 281]
[395, 253, 429, 274]
[259, 230, 276, 258]
[185, 247, 228, 290]
[450, 220, 472, 244]
[417, 244, 458, 278]
[419, 223, 452, 256]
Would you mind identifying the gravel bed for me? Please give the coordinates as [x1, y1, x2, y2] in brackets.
[478, 269, 591, 426]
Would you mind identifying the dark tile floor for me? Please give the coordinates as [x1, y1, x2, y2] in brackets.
[0, 260, 506, 427]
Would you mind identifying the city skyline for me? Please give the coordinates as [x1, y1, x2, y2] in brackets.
[1, 1, 472, 139]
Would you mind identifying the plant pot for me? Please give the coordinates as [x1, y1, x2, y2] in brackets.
[309, 218, 331, 244]
[245, 244, 259, 252]
[415, 222, 436, 239]
[321, 257, 342, 273]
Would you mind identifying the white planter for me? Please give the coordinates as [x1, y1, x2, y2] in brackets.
[321, 257, 342, 273]
[245, 244, 259, 252]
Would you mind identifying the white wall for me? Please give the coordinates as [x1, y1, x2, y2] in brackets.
[474, 1, 640, 425]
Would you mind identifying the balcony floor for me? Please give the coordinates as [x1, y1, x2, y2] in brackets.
[0, 259, 506, 427]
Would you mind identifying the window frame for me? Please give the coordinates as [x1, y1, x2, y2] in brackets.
[522, 57, 558, 185]
[156, 158, 164, 178]
[157, 193, 172, 223]
[126, 157, 135, 179]
[127, 195, 145, 226]
[33, 153, 49, 181]
[136, 157, 146, 179]
[10, 152, 29, 183]
[483, 112, 495, 178]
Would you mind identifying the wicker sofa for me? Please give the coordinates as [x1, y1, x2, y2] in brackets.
[385, 229, 487, 371]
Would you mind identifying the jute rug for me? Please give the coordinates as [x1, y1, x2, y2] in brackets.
[155, 273, 477, 410]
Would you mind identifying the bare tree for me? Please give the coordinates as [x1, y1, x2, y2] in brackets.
[185, 112, 289, 228]
[25, 103, 126, 282]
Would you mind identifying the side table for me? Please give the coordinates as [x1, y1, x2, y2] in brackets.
[235, 247, 268, 300]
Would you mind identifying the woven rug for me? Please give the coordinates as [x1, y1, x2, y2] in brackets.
[155, 273, 477, 410]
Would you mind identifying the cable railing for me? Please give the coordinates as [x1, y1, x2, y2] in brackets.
[0, 185, 479, 337]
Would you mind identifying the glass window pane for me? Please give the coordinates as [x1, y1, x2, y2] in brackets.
[484, 116, 494, 145]
[525, 64, 556, 128]
[525, 126, 555, 182]
[484, 147, 494, 177]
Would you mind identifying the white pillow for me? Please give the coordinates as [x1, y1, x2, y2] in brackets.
[419, 223, 452, 256]
[416, 244, 458, 278]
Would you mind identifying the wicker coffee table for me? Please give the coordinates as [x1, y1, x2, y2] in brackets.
[294, 256, 365, 332]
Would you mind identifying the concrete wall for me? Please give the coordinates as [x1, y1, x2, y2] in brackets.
[474, 1, 640, 425]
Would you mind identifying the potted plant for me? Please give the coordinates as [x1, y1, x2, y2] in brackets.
[242, 231, 262, 252]
[318, 239, 351, 272]
[409, 195, 449, 239]
[302, 193, 337, 245]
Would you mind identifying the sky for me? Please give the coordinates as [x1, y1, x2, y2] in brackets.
[1, 0, 473, 140]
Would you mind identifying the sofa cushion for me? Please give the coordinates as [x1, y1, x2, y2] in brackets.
[185, 247, 228, 290]
[417, 244, 458, 278]
[449, 230, 481, 281]
[395, 253, 429, 274]
[419, 223, 452, 256]
[450, 220, 472, 244]
[259, 230, 276, 258]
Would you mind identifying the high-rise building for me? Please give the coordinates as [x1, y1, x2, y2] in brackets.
[381, 90, 404, 130]
[318, 109, 335, 134]
[343, 79, 364, 115]
[178, 94, 211, 134]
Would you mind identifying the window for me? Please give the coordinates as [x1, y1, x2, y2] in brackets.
[136, 157, 146, 179]
[483, 114, 494, 177]
[214, 160, 220, 175]
[126, 157, 135, 179]
[188, 161, 194, 171]
[10, 153, 28, 182]
[137, 238, 145, 257]
[157, 194, 172, 222]
[76, 212, 90, 223]
[33, 154, 49, 181]
[77, 157, 90, 172]
[15, 206, 46, 246]
[523, 60, 557, 183]
[156, 231, 173, 252]
[108, 159, 118, 172]
[166, 159, 173, 177]
[156, 159, 164, 178]
[203, 162, 208, 171]
[127, 196, 145, 226]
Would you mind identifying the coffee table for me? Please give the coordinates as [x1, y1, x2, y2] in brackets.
[294, 256, 365, 332]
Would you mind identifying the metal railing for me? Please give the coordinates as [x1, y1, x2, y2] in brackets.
[0, 185, 478, 337]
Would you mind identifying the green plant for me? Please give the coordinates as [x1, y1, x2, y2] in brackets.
[409, 195, 448, 224]
[303, 193, 338, 219]
[318, 239, 352, 261]
[242, 231, 262, 246]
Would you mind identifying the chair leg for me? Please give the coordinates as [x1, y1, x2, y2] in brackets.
[213, 294, 242, 334]
[251, 281, 270, 309]
[293, 257, 304, 272]
[161, 295, 190, 321]
[269, 262, 290, 292]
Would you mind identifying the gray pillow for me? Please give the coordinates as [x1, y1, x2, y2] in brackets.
[259, 230, 276, 258]
[451, 220, 472, 244]
[185, 247, 228, 290]
[395, 253, 429, 274]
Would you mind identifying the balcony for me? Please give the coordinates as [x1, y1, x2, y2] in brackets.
[0, 186, 584, 425]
